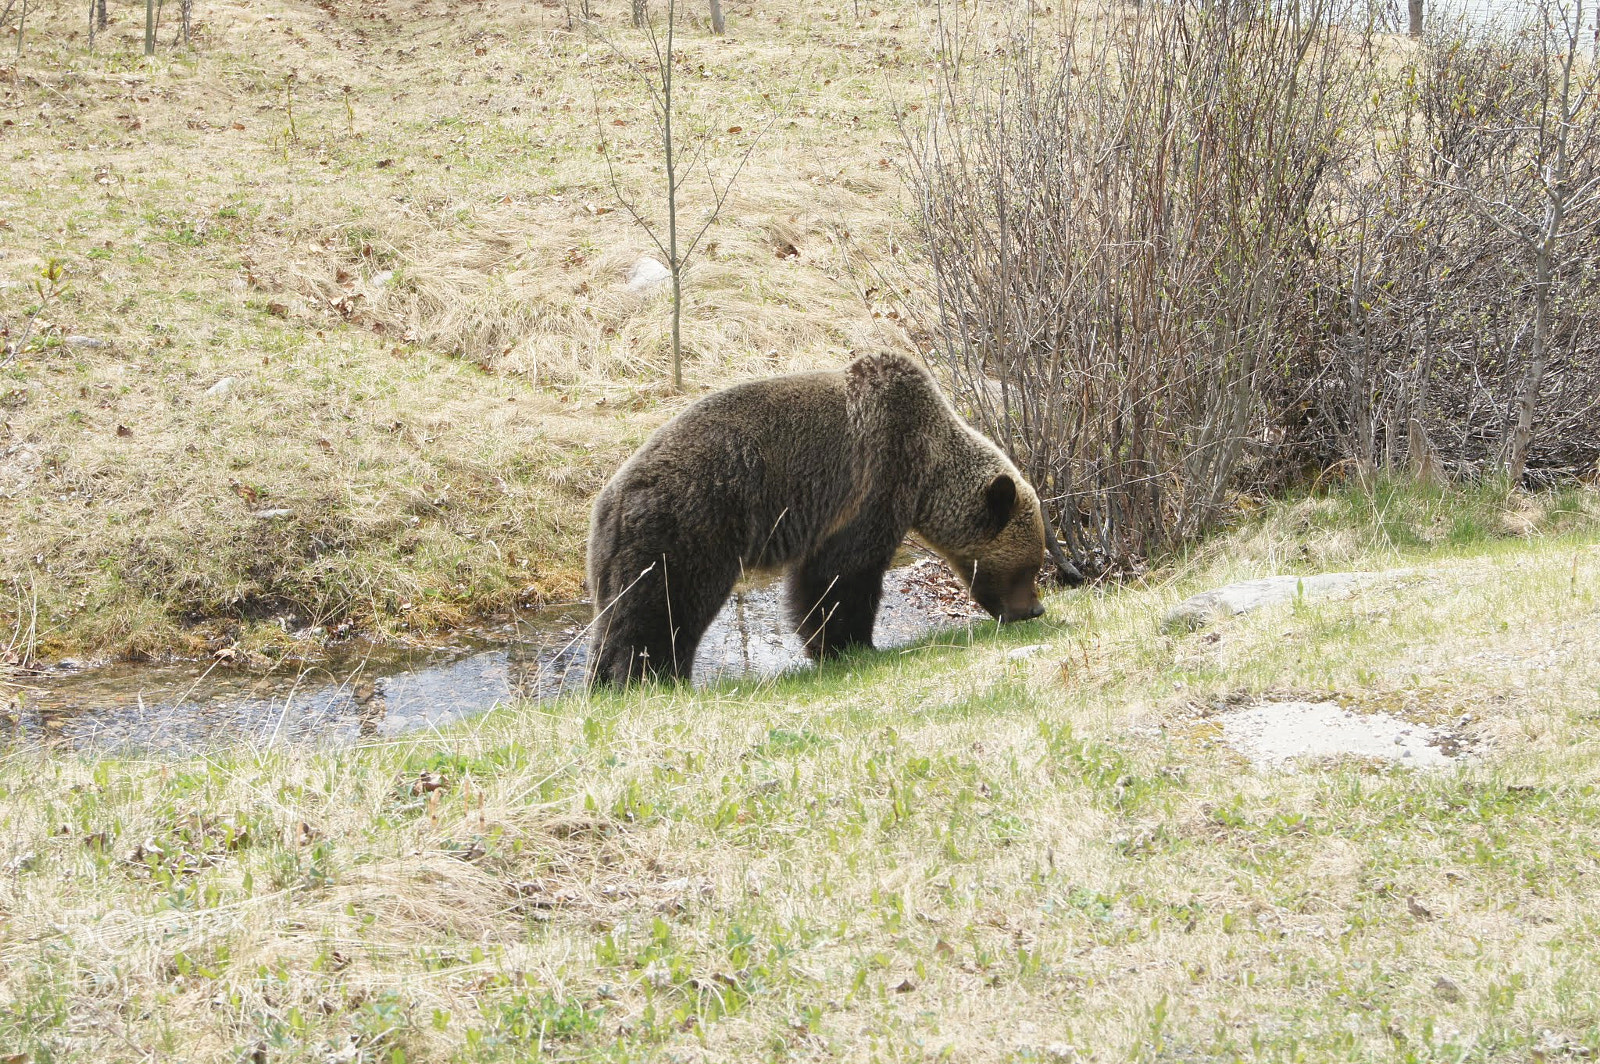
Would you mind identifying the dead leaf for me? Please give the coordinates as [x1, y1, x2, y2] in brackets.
[116, 424, 132, 437]
[1407, 896, 1433, 920]
[1433, 976, 1464, 1003]
[266, 301, 289, 318]
[412, 771, 449, 795]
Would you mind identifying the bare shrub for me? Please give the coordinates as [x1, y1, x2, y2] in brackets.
[1295, 0, 1600, 484]
[909, 0, 1600, 574]
[907, 0, 1370, 572]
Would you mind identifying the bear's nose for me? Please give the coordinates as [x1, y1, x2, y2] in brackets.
[1002, 602, 1045, 624]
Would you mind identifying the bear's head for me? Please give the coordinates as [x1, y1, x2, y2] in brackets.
[932, 473, 1048, 624]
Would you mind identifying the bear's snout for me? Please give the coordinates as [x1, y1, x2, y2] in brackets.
[1000, 600, 1046, 624]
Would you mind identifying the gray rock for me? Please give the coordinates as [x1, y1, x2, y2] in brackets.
[205, 376, 235, 397]
[1164, 572, 1382, 630]
[625, 257, 671, 295]
[248, 508, 294, 520]
[64, 335, 109, 349]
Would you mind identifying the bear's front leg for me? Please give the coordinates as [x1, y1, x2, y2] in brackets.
[786, 518, 899, 659]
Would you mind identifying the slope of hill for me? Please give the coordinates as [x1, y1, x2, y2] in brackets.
[1, 0, 932, 660]
[2, 487, 1598, 1061]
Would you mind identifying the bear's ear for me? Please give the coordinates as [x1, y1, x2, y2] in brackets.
[983, 474, 1016, 536]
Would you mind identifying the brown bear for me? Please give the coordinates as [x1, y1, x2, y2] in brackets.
[586, 352, 1080, 686]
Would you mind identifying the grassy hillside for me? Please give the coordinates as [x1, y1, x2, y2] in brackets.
[3, 485, 1599, 1061]
[1, 0, 938, 661]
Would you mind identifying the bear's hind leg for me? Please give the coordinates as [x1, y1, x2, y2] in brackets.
[589, 553, 738, 686]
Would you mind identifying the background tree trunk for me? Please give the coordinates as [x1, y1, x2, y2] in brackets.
[709, 0, 724, 34]
[1408, 0, 1422, 37]
[145, 0, 156, 54]
[632, 0, 646, 28]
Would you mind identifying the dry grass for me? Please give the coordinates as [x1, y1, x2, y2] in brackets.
[2, 488, 1599, 1061]
[0, 0, 949, 660]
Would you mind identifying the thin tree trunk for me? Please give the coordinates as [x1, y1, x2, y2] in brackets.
[14, 0, 26, 59]
[145, 0, 156, 54]
[1505, 205, 1560, 482]
[181, 0, 191, 44]
[664, 4, 682, 389]
[709, 0, 724, 34]
[1503, 27, 1576, 483]
[1408, 0, 1422, 37]
[96, 0, 106, 28]
[88, 0, 96, 44]
[632, 0, 646, 28]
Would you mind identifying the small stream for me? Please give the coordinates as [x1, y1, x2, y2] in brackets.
[2, 560, 987, 752]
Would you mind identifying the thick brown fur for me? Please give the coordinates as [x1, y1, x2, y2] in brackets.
[587, 353, 1055, 686]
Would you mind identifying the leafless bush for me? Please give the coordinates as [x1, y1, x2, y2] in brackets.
[1295, 0, 1600, 484]
[909, 0, 1600, 573]
[908, 0, 1370, 572]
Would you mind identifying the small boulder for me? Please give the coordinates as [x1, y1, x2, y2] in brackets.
[625, 257, 671, 295]
[205, 377, 235, 398]
[1164, 572, 1387, 630]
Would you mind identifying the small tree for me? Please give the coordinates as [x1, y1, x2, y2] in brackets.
[594, 0, 767, 389]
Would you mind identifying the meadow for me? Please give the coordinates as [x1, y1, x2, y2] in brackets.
[2, 484, 1599, 1061]
[6, 0, 1600, 1060]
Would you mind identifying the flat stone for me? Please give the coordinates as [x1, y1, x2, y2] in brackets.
[1164, 572, 1382, 630]
[1006, 644, 1051, 661]
[63, 334, 109, 349]
[1219, 700, 1456, 771]
[248, 508, 294, 520]
[205, 376, 235, 397]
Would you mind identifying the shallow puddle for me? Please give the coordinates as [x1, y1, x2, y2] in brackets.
[1218, 700, 1460, 770]
[2, 560, 987, 752]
